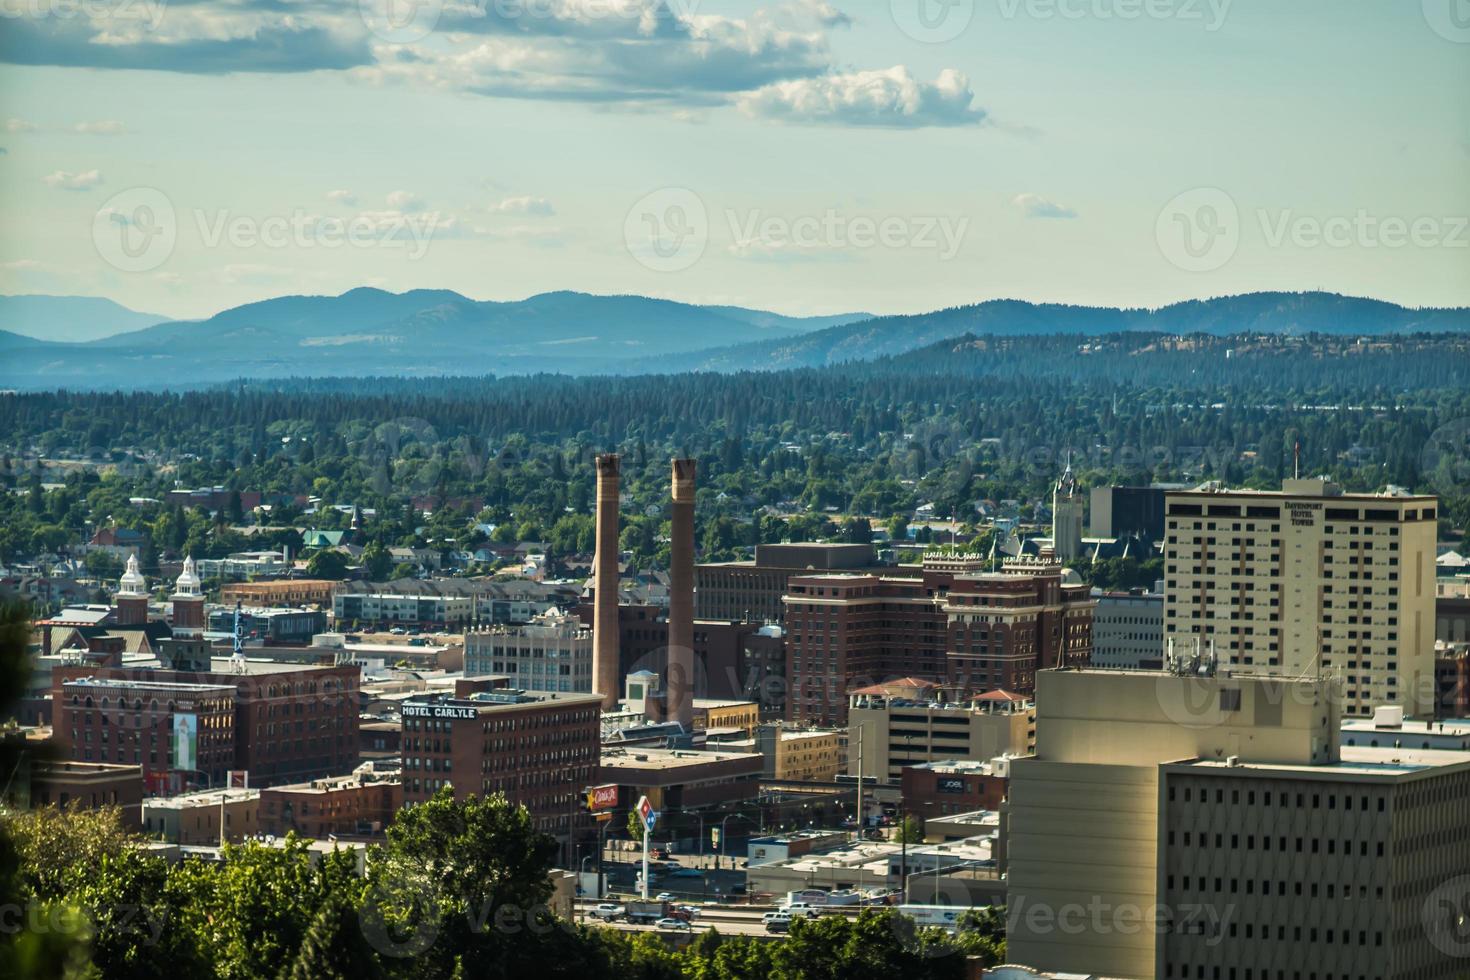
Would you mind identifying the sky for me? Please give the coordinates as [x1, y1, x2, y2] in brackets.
[0, 0, 1466, 321]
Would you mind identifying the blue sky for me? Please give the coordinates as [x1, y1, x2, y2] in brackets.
[0, 0, 1466, 320]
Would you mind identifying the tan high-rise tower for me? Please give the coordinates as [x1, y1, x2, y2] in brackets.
[668, 458, 696, 730]
[592, 454, 621, 709]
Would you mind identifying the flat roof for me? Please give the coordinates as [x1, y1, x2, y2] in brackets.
[206, 657, 349, 675]
[64, 677, 237, 694]
[1166, 745, 1470, 778]
[144, 788, 259, 809]
[1341, 718, 1470, 736]
[600, 747, 761, 771]
[1166, 487, 1434, 502]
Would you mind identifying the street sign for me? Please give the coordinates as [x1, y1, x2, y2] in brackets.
[637, 794, 657, 831]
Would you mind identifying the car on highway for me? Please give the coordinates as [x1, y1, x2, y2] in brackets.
[655, 917, 692, 931]
[674, 905, 702, 920]
[655, 892, 677, 901]
[589, 903, 625, 921]
[764, 912, 792, 934]
[779, 903, 822, 919]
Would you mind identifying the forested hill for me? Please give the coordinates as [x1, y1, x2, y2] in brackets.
[673, 293, 1470, 372]
[860, 331, 1470, 389]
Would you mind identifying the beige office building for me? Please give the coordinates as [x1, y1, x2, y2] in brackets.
[1006, 667, 1470, 979]
[1163, 478, 1438, 717]
[847, 687, 1034, 784]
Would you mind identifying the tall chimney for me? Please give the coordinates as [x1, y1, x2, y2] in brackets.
[668, 458, 696, 730]
[592, 454, 622, 709]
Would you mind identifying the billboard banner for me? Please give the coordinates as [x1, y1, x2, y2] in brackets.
[586, 784, 619, 812]
[173, 713, 198, 774]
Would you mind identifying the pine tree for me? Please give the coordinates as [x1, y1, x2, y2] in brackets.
[283, 894, 383, 980]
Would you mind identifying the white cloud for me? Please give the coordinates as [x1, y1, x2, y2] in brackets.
[1013, 193, 1078, 219]
[221, 263, 293, 285]
[386, 190, 425, 212]
[1, 259, 45, 271]
[75, 120, 125, 135]
[6, 118, 36, 133]
[42, 169, 103, 190]
[493, 195, 555, 216]
[326, 189, 358, 205]
[738, 67, 987, 127]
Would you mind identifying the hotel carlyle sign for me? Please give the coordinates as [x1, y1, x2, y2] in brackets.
[404, 704, 478, 720]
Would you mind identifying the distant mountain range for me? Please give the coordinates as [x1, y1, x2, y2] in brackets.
[0, 288, 1464, 390]
[0, 294, 172, 344]
[667, 292, 1470, 373]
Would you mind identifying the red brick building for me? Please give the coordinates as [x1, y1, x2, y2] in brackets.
[783, 555, 989, 727]
[259, 764, 402, 839]
[900, 759, 1009, 824]
[53, 651, 360, 792]
[400, 682, 602, 862]
[783, 554, 1093, 726]
[943, 555, 1095, 694]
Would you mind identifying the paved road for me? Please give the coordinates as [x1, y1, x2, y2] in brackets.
[574, 906, 780, 940]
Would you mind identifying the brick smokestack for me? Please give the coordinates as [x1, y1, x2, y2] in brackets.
[593, 454, 622, 709]
[668, 458, 696, 730]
